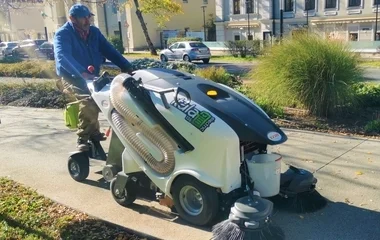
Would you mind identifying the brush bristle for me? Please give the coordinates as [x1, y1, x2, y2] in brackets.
[211, 220, 285, 240]
[271, 190, 327, 213]
[211, 220, 245, 240]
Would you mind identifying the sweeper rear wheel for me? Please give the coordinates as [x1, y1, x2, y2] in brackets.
[171, 175, 219, 226]
[68, 152, 90, 182]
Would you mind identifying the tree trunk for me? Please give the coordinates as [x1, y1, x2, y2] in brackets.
[133, 0, 157, 55]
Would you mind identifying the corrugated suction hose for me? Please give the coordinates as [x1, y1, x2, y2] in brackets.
[109, 75, 176, 175]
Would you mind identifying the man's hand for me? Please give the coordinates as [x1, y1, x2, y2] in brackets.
[81, 72, 95, 80]
[121, 66, 134, 75]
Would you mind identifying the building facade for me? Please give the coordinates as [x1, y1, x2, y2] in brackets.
[124, 0, 216, 51]
[215, 0, 380, 42]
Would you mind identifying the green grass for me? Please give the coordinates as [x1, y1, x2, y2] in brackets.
[0, 177, 145, 240]
[359, 60, 380, 68]
[123, 53, 257, 63]
[248, 33, 364, 117]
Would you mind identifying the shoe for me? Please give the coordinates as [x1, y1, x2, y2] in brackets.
[77, 138, 89, 151]
[91, 132, 107, 141]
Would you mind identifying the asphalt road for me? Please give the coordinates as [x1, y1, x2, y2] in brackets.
[0, 106, 379, 240]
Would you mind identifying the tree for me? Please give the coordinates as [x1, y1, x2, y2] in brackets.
[121, 0, 183, 55]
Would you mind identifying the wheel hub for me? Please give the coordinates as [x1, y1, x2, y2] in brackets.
[69, 161, 80, 177]
[179, 186, 203, 216]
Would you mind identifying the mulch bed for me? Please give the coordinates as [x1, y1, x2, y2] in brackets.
[273, 107, 380, 139]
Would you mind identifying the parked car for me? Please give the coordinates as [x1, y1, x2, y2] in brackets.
[35, 42, 54, 60]
[160, 41, 211, 63]
[12, 39, 47, 57]
[0, 42, 19, 56]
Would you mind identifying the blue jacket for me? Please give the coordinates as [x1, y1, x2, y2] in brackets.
[53, 21, 132, 83]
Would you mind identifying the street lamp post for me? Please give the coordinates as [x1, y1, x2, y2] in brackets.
[306, 0, 309, 27]
[117, 11, 123, 46]
[280, 0, 284, 39]
[375, 2, 379, 41]
[201, 5, 207, 41]
[246, 0, 252, 40]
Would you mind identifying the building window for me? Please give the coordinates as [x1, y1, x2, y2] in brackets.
[325, 0, 336, 8]
[349, 32, 358, 41]
[234, 34, 241, 40]
[348, 0, 361, 7]
[233, 0, 240, 14]
[246, 0, 254, 13]
[203, 0, 208, 4]
[374, 0, 380, 5]
[305, 0, 315, 10]
[183, 0, 188, 3]
[284, 0, 294, 12]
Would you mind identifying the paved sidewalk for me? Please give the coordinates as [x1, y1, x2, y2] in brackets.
[0, 106, 379, 240]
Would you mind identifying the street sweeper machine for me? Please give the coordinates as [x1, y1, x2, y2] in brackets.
[66, 67, 326, 239]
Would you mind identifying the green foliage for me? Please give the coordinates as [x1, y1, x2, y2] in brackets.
[107, 35, 124, 54]
[138, 0, 183, 27]
[0, 55, 23, 63]
[249, 33, 364, 117]
[194, 66, 242, 88]
[225, 40, 262, 58]
[129, 58, 198, 73]
[352, 82, 380, 107]
[0, 81, 67, 108]
[167, 37, 202, 46]
[0, 60, 56, 78]
[364, 120, 380, 133]
[0, 177, 143, 240]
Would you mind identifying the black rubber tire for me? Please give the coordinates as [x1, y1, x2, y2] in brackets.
[203, 58, 210, 64]
[160, 54, 168, 62]
[183, 55, 191, 62]
[67, 154, 90, 182]
[110, 177, 137, 207]
[171, 175, 219, 226]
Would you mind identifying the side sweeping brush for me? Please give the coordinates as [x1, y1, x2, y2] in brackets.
[211, 194, 285, 240]
[270, 165, 328, 213]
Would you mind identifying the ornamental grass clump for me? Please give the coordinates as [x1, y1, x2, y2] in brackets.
[249, 33, 364, 117]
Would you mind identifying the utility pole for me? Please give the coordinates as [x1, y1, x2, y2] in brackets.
[375, 2, 379, 41]
[201, 5, 207, 41]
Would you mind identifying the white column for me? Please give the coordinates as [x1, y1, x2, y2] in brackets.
[215, 0, 226, 41]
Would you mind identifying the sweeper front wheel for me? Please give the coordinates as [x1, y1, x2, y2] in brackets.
[171, 175, 219, 226]
[110, 176, 137, 207]
[68, 152, 90, 182]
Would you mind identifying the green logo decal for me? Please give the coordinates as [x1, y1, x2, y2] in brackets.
[171, 99, 215, 132]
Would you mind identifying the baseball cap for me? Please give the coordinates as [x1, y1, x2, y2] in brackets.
[69, 3, 95, 18]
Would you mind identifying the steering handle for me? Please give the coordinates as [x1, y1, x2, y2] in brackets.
[174, 87, 191, 105]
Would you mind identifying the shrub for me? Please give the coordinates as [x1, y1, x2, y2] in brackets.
[129, 58, 198, 73]
[249, 33, 364, 117]
[0, 55, 23, 63]
[194, 66, 242, 88]
[364, 120, 380, 133]
[0, 81, 67, 108]
[225, 40, 262, 57]
[352, 82, 380, 107]
[0, 60, 57, 78]
[108, 35, 124, 54]
[167, 37, 202, 46]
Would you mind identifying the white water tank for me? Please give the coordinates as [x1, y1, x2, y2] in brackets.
[245, 153, 282, 197]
